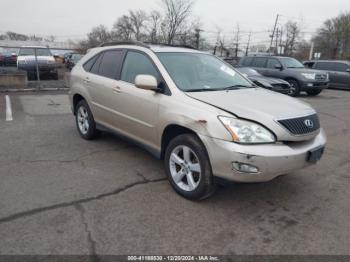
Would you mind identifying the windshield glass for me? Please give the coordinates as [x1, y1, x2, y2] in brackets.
[157, 52, 253, 92]
[237, 67, 261, 76]
[280, 57, 304, 68]
[19, 48, 52, 56]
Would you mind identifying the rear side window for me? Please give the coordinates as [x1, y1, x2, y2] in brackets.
[83, 55, 99, 72]
[90, 54, 103, 74]
[316, 62, 334, 71]
[241, 57, 253, 66]
[121, 51, 160, 84]
[267, 58, 282, 69]
[335, 63, 350, 72]
[98, 50, 124, 79]
[252, 57, 267, 68]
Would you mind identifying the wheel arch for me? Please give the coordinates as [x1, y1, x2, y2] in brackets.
[160, 124, 202, 160]
[72, 94, 86, 115]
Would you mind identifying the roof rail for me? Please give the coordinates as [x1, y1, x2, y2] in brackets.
[145, 42, 197, 50]
[99, 41, 150, 48]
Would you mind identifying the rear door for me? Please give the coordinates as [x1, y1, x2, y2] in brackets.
[84, 49, 126, 124]
[251, 57, 268, 75]
[315, 62, 338, 87]
[334, 62, 350, 89]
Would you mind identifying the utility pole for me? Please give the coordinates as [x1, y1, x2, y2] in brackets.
[309, 42, 314, 60]
[194, 29, 202, 50]
[234, 24, 240, 58]
[275, 28, 279, 55]
[269, 14, 279, 53]
[245, 32, 252, 56]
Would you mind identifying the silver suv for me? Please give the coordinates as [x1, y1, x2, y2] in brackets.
[69, 42, 326, 200]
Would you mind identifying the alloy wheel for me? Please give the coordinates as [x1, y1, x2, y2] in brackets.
[169, 145, 202, 192]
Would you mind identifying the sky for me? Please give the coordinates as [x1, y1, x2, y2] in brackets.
[0, 0, 349, 46]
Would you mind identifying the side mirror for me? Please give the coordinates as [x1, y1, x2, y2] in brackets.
[274, 65, 283, 70]
[135, 74, 158, 91]
[346, 69, 350, 73]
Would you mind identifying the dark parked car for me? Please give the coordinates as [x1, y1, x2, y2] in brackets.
[304, 60, 350, 90]
[236, 67, 291, 95]
[0, 50, 17, 66]
[238, 55, 329, 96]
[66, 53, 83, 70]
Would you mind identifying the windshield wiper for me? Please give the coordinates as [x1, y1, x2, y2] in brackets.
[185, 88, 219, 92]
[221, 84, 254, 91]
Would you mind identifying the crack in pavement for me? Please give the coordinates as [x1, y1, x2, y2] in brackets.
[0, 176, 167, 225]
[75, 203, 99, 262]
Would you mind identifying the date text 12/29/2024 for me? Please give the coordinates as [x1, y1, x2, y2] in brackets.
[127, 256, 220, 261]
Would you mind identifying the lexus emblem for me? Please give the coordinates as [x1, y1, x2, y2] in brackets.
[304, 119, 314, 128]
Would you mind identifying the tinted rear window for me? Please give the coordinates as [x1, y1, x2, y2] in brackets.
[98, 50, 124, 79]
[252, 57, 267, 67]
[316, 62, 335, 71]
[241, 57, 253, 66]
[19, 48, 51, 56]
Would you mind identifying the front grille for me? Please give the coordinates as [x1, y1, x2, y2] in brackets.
[278, 114, 320, 135]
[315, 74, 327, 81]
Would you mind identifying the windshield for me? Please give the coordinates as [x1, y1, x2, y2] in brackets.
[280, 57, 304, 68]
[157, 52, 253, 92]
[237, 67, 261, 76]
[19, 48, 52, 56]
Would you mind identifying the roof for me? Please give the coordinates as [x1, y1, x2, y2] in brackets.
[98, 41, 203, 54]
[305, 60, 350, 64]
[20, 46, 50, 49]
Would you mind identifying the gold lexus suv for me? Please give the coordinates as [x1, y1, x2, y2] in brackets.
[69, 42, 326, 200]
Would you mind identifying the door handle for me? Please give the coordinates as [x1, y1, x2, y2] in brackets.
[84, 77, 90, 84]
[112, 86, 122, 93]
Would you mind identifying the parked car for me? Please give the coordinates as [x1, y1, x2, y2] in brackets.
[238, 55, 329, 96]
[17, 46, 58, 80]
[64, 52, 74, 64]
[0, 50, 17, 66]
[69, 42, 326, 200]
[236, 67, 291, 95]
[304, 60, 350, 90]
[66, 53, 83, 70]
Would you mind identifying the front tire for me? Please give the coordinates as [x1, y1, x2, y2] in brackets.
[75, 100, 97, 140]
[164, 134, 216, 200]
[306, 89, 322, 96]
[286, 79, 300, 97]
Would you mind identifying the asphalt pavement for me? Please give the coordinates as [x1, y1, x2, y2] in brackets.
[0, 89, 349, 256]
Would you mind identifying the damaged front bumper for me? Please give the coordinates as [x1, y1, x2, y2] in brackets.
[199, 129, 327, 182]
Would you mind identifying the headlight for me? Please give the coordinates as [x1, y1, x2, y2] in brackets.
[302, 73, 316, 80]
[218, 116, 275, 144]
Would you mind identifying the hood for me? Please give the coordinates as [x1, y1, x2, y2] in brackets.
[249, 76, 289, 85]
[186, 88, 317, 141]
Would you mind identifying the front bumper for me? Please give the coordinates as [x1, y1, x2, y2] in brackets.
[300, 80, 328, 90]
[200, 129, 327, 182]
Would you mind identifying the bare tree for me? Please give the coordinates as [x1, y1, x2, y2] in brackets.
[6, 31, 28, 41]
[148, 10, 162, 43]
[87, 25, 112, 47]
[283, 21, 300, 56]
[313, 12, 350, 59]
[129, 10, 148, 41]
[112, 15, 133, 41]
[161, 0, 194, 44]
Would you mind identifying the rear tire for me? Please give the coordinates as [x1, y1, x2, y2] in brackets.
[286, 79, 300, 97]
[75, 100, 97, 140]
[306, 89, 322, 96]
[164, 134, 216, 200]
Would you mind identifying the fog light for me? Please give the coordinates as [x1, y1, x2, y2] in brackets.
[232, 162, 259, 173]
[307, 83, 313, 87]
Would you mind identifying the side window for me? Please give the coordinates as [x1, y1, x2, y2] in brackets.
[316, 62, 333, 71]
[98, 50, 124, 79]
[335, 63, 349, 72]
[252, 57, 267, 68]
[121, 51, 160, 84]
[83, 55, 98, 72]
[242, 57, 253, 66]
[267, 58, 282, 69]
[90, 54, 103, 74]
